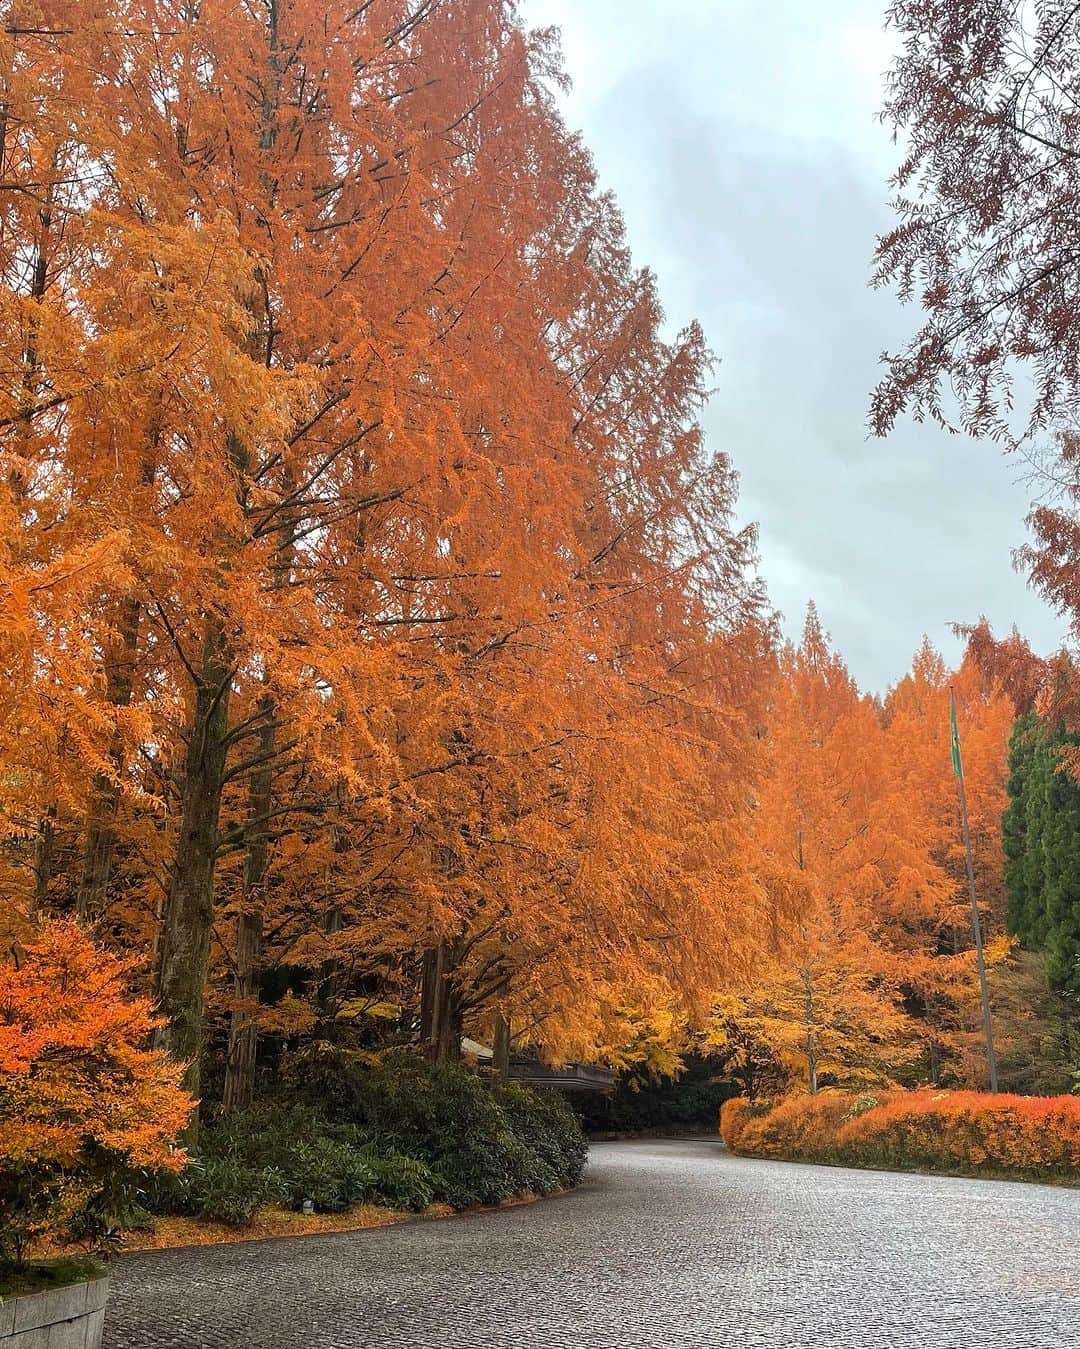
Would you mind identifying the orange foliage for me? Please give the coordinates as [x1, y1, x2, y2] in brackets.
[718, 1096, 754, 1149]
[0, 922, 191, 1260]
[0, 0, 772, 1106]
[0, 0, 1050, 1127]
[728, 611, 1022, 1094]
[725, 1090, 1080, 1182]
[727, 1093, 853, 1160]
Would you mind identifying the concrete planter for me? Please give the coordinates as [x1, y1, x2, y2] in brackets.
[0, 1275, 108, 1349]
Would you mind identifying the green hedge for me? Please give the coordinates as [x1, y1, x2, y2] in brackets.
[150, 1051, 586, 1226]
[284, 1048, 588, 1208]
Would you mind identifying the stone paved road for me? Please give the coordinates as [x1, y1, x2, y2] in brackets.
[105, 1138, 1080, 1348]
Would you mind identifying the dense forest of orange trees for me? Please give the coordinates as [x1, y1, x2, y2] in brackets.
[2, 0, 1079, 1157]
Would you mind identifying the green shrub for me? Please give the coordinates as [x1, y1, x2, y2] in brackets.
[154, 1102, 444, 1221]
[282, 1047, 589, 1207]
[361, 1152, 439, 1211]
[169, 1156, 287, 1227]
[201, 1102, 369, 1169]
[282, 1049, 510, 1206]
[280, 1137, 375, 1213]
[149, 1049, 590, 1227]
[494, 1082, 588, 1192]
[278, 1045, 373, 1122]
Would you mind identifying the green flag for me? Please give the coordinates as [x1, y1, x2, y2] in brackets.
[949, 688, 963, 780]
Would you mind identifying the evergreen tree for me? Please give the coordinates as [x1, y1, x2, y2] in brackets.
[1042, 751, 1080, 997]
[1002, 714, 1080, 998]
[1003, 713, 1042, 945]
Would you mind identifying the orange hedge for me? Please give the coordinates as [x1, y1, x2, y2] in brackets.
[720, 1090, 1080, 1183]
[718, 1097, 752, 1149]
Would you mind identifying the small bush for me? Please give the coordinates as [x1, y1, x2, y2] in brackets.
[0, 921, 190, 1266]
[719, 1097, 751, 1149]
[166, 1156, 286, 1227]
[734, 1092, 852, 1160]
[158, 1099, 445, 1222]
[202, 1102, 369, 1171]
[494, 1082, 587, 1192]
[361, 1152, 439, 1211]
[282, 1046, 589, 1207]
[278, 1045, 374, 1122]
[279, 1137, 375, 1213]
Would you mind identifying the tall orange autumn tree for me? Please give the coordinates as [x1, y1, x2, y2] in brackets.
[0, 0, 774, 1127]
[726, 607, 923, 1092]
[880, 641, 1016, 1085]
[718, 610, 1019, 1095]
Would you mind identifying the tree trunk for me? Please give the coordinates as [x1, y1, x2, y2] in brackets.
[802, 965, 818, 1096]
[420, 941, 448, 1056]
[29, 808, 55, 917]
[76, 591, 143, 920]
[419, 947, 439, 1045]
[154, 616, 232, 1117]
[421, 939, 464, 1062]
[221, 693, 275, 1112]
[436, 976, 463, 1064]
[222, 907, 262, 1111]
[492, 1012, 511, 1079]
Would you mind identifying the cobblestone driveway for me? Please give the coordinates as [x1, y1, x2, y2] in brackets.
[105, 1138, 1080, 1348]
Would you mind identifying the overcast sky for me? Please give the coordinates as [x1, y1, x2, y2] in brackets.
[519, 0, 1067, 693]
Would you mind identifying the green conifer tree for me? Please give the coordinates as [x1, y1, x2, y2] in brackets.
[1003, 713, 1080, 997]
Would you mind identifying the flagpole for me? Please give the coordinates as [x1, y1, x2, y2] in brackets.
[950, 686, 999, 1093]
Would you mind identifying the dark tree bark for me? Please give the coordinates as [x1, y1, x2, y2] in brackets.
[30, 808, 55, 917]
[154, 616, 233, 1115]
[222, 694, 275, 1112]
[420, 938, 464, 1062]
[76, 592, 143, 920]
[492, 1012, 511, 1079]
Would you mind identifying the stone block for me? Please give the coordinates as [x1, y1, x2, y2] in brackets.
[13, 1291, 52, 1336]
[81, 1284, 107, 1318]
[2, 1279, 108, 1349]
[45, 1317, 85, 1349]
[82, 1310, 104, 1349]
[13, 1285, 87, 1336]
[8, 1326, 50, 1349]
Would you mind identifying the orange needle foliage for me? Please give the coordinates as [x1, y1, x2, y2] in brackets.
[0, 0, 1047, 1139]
[0, 0, 772, 1120]
[717, 609, 1019, 1094]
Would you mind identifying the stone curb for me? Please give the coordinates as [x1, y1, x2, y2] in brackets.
[0, 1276, 109, 1348]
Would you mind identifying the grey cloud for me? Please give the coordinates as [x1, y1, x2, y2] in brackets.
[524, 0, 1066, 691]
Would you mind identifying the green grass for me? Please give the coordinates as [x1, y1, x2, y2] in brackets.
[0, 1256, 105, 1301]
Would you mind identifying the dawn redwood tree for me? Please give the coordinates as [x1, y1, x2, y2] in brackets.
[193, 2, 773, 1076]
[0, 0, 774, 1119]
[880, 641, 1017, 1084]
[747, 608, 923, 1091]
[0, 3, 288, 942]
[43, 0, 588, 1099]
[743, 611, 1017, 1091]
